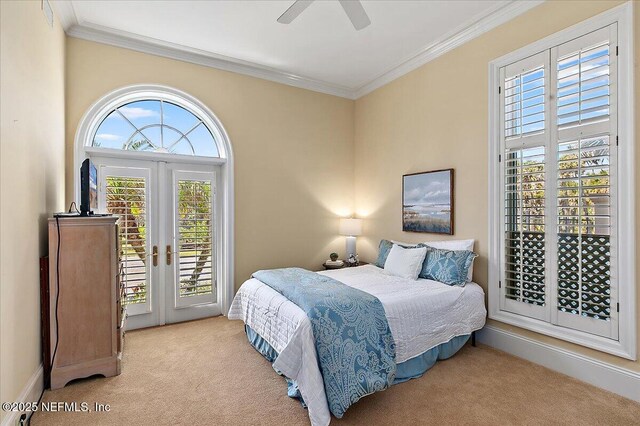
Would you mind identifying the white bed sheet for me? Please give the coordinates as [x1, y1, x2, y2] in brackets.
[228, 265, 487, 426]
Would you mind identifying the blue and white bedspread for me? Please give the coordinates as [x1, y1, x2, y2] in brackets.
[252, 267, 396, 418]
[228, 265, 486, 426]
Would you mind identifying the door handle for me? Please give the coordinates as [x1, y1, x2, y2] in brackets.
[152, 245, 158, 266]
[166, 245, 172, 266]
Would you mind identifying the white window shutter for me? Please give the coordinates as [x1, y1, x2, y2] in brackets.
[499, 23, 618, 338]
[173, 172, 216, 309]
[502, 51, 549, 150]
[499, 51, 550, 321]
[551, 24, 618, 339]
[100, 167, 153, 317]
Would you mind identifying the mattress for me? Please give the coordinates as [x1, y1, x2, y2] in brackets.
[228, 264, 487, 426]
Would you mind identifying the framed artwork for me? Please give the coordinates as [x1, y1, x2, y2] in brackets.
[402, 169, 454, 234]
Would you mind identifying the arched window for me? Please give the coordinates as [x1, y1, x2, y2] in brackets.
[92, 99, 219, 157]
[75, 85, 234, 320]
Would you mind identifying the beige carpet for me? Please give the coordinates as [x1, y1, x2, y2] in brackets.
[33, 317, 640, 425]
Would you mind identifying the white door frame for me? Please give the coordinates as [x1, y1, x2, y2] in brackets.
[73, 84, 235, 317]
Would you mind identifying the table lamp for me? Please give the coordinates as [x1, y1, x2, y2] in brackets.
[339, 218, 362, 259]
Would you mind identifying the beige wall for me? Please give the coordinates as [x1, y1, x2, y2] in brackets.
[354, 0, 639, 372]
[2, 0, 638, 412]
[0, 1, 66, 422]
[64, 38, 355, 291]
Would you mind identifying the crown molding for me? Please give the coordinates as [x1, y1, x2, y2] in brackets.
[50, 0, 78, 30]
[51, 0, 544, 100]
[353, 0, 545, 98]
[50, 1, 355, 98]
[65, 23, 357, 99]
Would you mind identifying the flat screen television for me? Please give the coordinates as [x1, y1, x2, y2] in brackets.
[80, 158, 98, 216]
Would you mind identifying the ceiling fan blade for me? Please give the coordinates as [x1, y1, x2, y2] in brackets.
[277, 0, 314, 24]
[338, 0, 371, 30]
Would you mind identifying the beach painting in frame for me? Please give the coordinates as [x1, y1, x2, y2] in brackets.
[403, 169, 454, 234]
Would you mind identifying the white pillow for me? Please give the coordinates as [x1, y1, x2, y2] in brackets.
[384, 244, 428, 280]
[391, 239, 473, 251]
[424, 239, 475, 282]
[424, 239, 474, 251]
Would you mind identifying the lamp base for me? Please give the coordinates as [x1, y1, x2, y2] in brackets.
[345, 236, 357, 259]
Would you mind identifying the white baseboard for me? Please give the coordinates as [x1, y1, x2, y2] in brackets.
[1, 365, 44, 426]
[478, 325, 640, 403]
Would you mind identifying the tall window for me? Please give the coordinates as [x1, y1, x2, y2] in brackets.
[490, 16, 635, 360]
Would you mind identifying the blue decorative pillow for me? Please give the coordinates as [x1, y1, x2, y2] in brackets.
[375, 239, 416, 268]
[419, 248, 477, 286]
[375, 240, 394, 268]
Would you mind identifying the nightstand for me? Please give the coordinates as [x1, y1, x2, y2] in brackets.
[344, 260, 368, 268]
[323, 260, 368, 270]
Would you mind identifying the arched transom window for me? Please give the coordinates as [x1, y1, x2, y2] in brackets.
[92, 99, 219, 157]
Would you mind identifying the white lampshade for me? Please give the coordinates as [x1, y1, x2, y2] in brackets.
[339, 218, 362, 236]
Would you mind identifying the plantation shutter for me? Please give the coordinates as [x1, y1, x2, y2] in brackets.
[100, 166, 153, 317]
[499, 51, 550, 321]
[172, 170, 216, 308]
[551, 25, 618, 338]
[499, 24, 618, 340]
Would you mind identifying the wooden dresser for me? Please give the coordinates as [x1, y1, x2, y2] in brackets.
[47, 216, 126, 389]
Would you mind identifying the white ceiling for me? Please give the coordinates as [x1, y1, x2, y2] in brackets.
[54, 1, 542, 98]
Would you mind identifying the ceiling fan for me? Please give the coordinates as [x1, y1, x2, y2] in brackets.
[277, 0, 371, 31]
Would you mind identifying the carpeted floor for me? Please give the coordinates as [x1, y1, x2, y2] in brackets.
[33, 317, 640, 425]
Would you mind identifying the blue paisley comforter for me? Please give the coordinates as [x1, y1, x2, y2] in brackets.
[252, 267, 396, 418]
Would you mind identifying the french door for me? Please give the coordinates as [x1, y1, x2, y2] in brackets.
[95, 157, 221, 329]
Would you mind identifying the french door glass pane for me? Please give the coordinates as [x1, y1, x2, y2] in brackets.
[105, 176, 148, 306]
[177, 179, 214, 299]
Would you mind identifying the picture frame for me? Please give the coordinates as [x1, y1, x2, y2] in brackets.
[402, 169, 454, 234]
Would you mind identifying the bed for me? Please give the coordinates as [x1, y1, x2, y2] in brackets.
[228, 264, 486, 426]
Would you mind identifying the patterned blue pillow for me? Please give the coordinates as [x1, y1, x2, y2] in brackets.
[375, 240, 394, 268]
[375, 240, 416, 268]
[419, 248, 477, 286]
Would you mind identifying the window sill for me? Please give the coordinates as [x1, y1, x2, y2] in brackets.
[488, 309, 636, 360]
